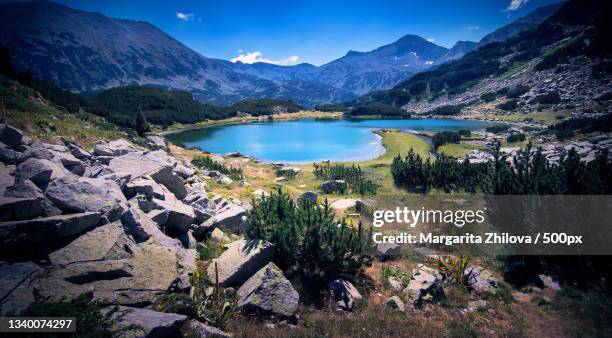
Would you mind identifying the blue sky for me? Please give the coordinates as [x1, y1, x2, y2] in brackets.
[52, 0, 562, 66]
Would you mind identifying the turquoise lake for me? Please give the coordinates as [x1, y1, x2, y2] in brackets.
[166, 118, 494, 163]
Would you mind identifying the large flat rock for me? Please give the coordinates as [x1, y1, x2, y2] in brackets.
[207, 239, 274, 287]
[45, 176, 127, 214]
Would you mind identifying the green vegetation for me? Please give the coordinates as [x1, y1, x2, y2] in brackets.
[437, 143, 482, 159]
[548, 113, 612, 141]
[485, 124, 511, 133]
[314, 103, 351, 112]
[348, 103, 411, 117]
[246, 189, 368, 295]
[313, 162, 378, 195]
[496, 99, 519, 111]
[429, 255, 473, 287]
[432, 131, 461, 148]
[229, 98, 303, 116]
[192, 155, 243, 180]
[506, 132, 526, 143]
[380, 265, 410, 288]
[425, 105, 463, 116]
[392, 143, 612, 195]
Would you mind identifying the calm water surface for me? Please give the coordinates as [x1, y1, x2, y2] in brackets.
[167, 118, 493, 163]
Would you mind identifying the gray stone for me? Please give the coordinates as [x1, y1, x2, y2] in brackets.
[124, 176, 166, 200]
[328, 279, 362, 311]
[49, 221, 135, 265]
[53, 259, 134, 285]
[0, 197, 46, 221]
[237, 262, 299, 317]
[0, 125, 27, 148]
[384, 296, 405, 312]
[0, 142, 22, 164]
[0, 163, 15, 194]
[207, 239, 275, 287]
[150, 166, 187, 200]
[4, 179, 44, 199]
[209, 228, 230, 243]
[0, 212, 101, 249]
[147, 209, 169, 226]
[45, 176, 127, 215]
[173, 164, 195, 179]
[150, 198, 195, 232]
[108, 151, 170, 179]
[0, 261, 41, 315]
[403, 264, 445, 306]
[62, 138, 92, 159]
[145, 135, 166, 148]
[465, 266, 499, 292]
[180, 319, 232, 338]
[105, 306, 187, 338]
[202, 204, 247, 234]
[321, 180, 347, 193]
[387, 277, 403, 292]
[355, 199, 373, 212]
[16, 158, 65, 186]
[297, 191, 318, 205]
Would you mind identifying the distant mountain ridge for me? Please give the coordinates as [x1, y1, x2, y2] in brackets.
[0, 0, 564, 106]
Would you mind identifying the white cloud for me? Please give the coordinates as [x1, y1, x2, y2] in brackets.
[425, 60, 434, 65]
[230, 51, 299, 66]
[467, 25, 481, 30]
[506, 0, 529, 11]
[176, 12, 194, 21]
[426, 37, 435, 43]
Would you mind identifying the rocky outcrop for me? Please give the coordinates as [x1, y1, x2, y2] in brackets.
[237, 262, 299, 317]
[0, 261, 41, 315]
[207, 239, 275, 287]
[384, 296, 405, 312]
[403, 264, 446, 307]
[180, 319, 232, 338]
[201, 204, 248, 233]
[45, 176, 127, 217]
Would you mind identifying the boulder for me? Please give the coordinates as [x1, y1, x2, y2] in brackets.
[124, 176, 166, 200]
[173, 164, 195, 179]
[4, 179, 44, 199]
[276, 166, 301, 176]
[330, 199, 357, 210]
[355, 199, 373, 212]
[62, 138, 92, 159]
[0, 164, 15, 194]
[237, 262, 299, 317]
[403, 264, 445, 307]
[53, 259, 134, 285]
[202, 204, 247, 233]
[94, 143, 114, 157]
[120, 207, 159, 243]
[209, 228, 230, 243]
[321, 180, 347, 194]
[145, 135, 166, 148]
[251, 189, 269, 199]
[465, 266, 499, 293]
[328, 279, 362, 311]
[0, 142, 22, 164]
[95, 139, 137, 157]
[186, 194, 218, 223]
[0, 125, 28, 148]
[147, 209, 169, 226]
[108, 151, 171, 180]
[16, 158, 66, 186]
[180, 319, 232, 338]
[105, 306, 187, 338]
[207, 239, 275, 287]
[0, 261, 41, 315]
[297, 191, 318, 205]
[150, 198, 195, 232]
[45, 176, 127, 216]
[375, 243, 401, 259]
[387, 277, 403, 292]
[150, 166, 187, 200]
[0, 212, 101, 249]
[49, 221, 135, 265]
[384, 296, 405, 312]
[0, 197, 46, 221]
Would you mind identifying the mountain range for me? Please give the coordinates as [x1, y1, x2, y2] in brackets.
[0, 0, 563, 106]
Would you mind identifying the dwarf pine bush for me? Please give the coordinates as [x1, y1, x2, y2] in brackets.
[246, 189, 369, 290]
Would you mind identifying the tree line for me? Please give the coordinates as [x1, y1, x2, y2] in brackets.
[391, 143, 612, 195]
[313, 162, 378, 195]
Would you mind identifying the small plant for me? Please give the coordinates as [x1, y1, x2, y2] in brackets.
[380, 265, 410, 288]
[191, 260, 237, 329]
[428, 255, 474, 287]
[506, 132, 526, 143]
